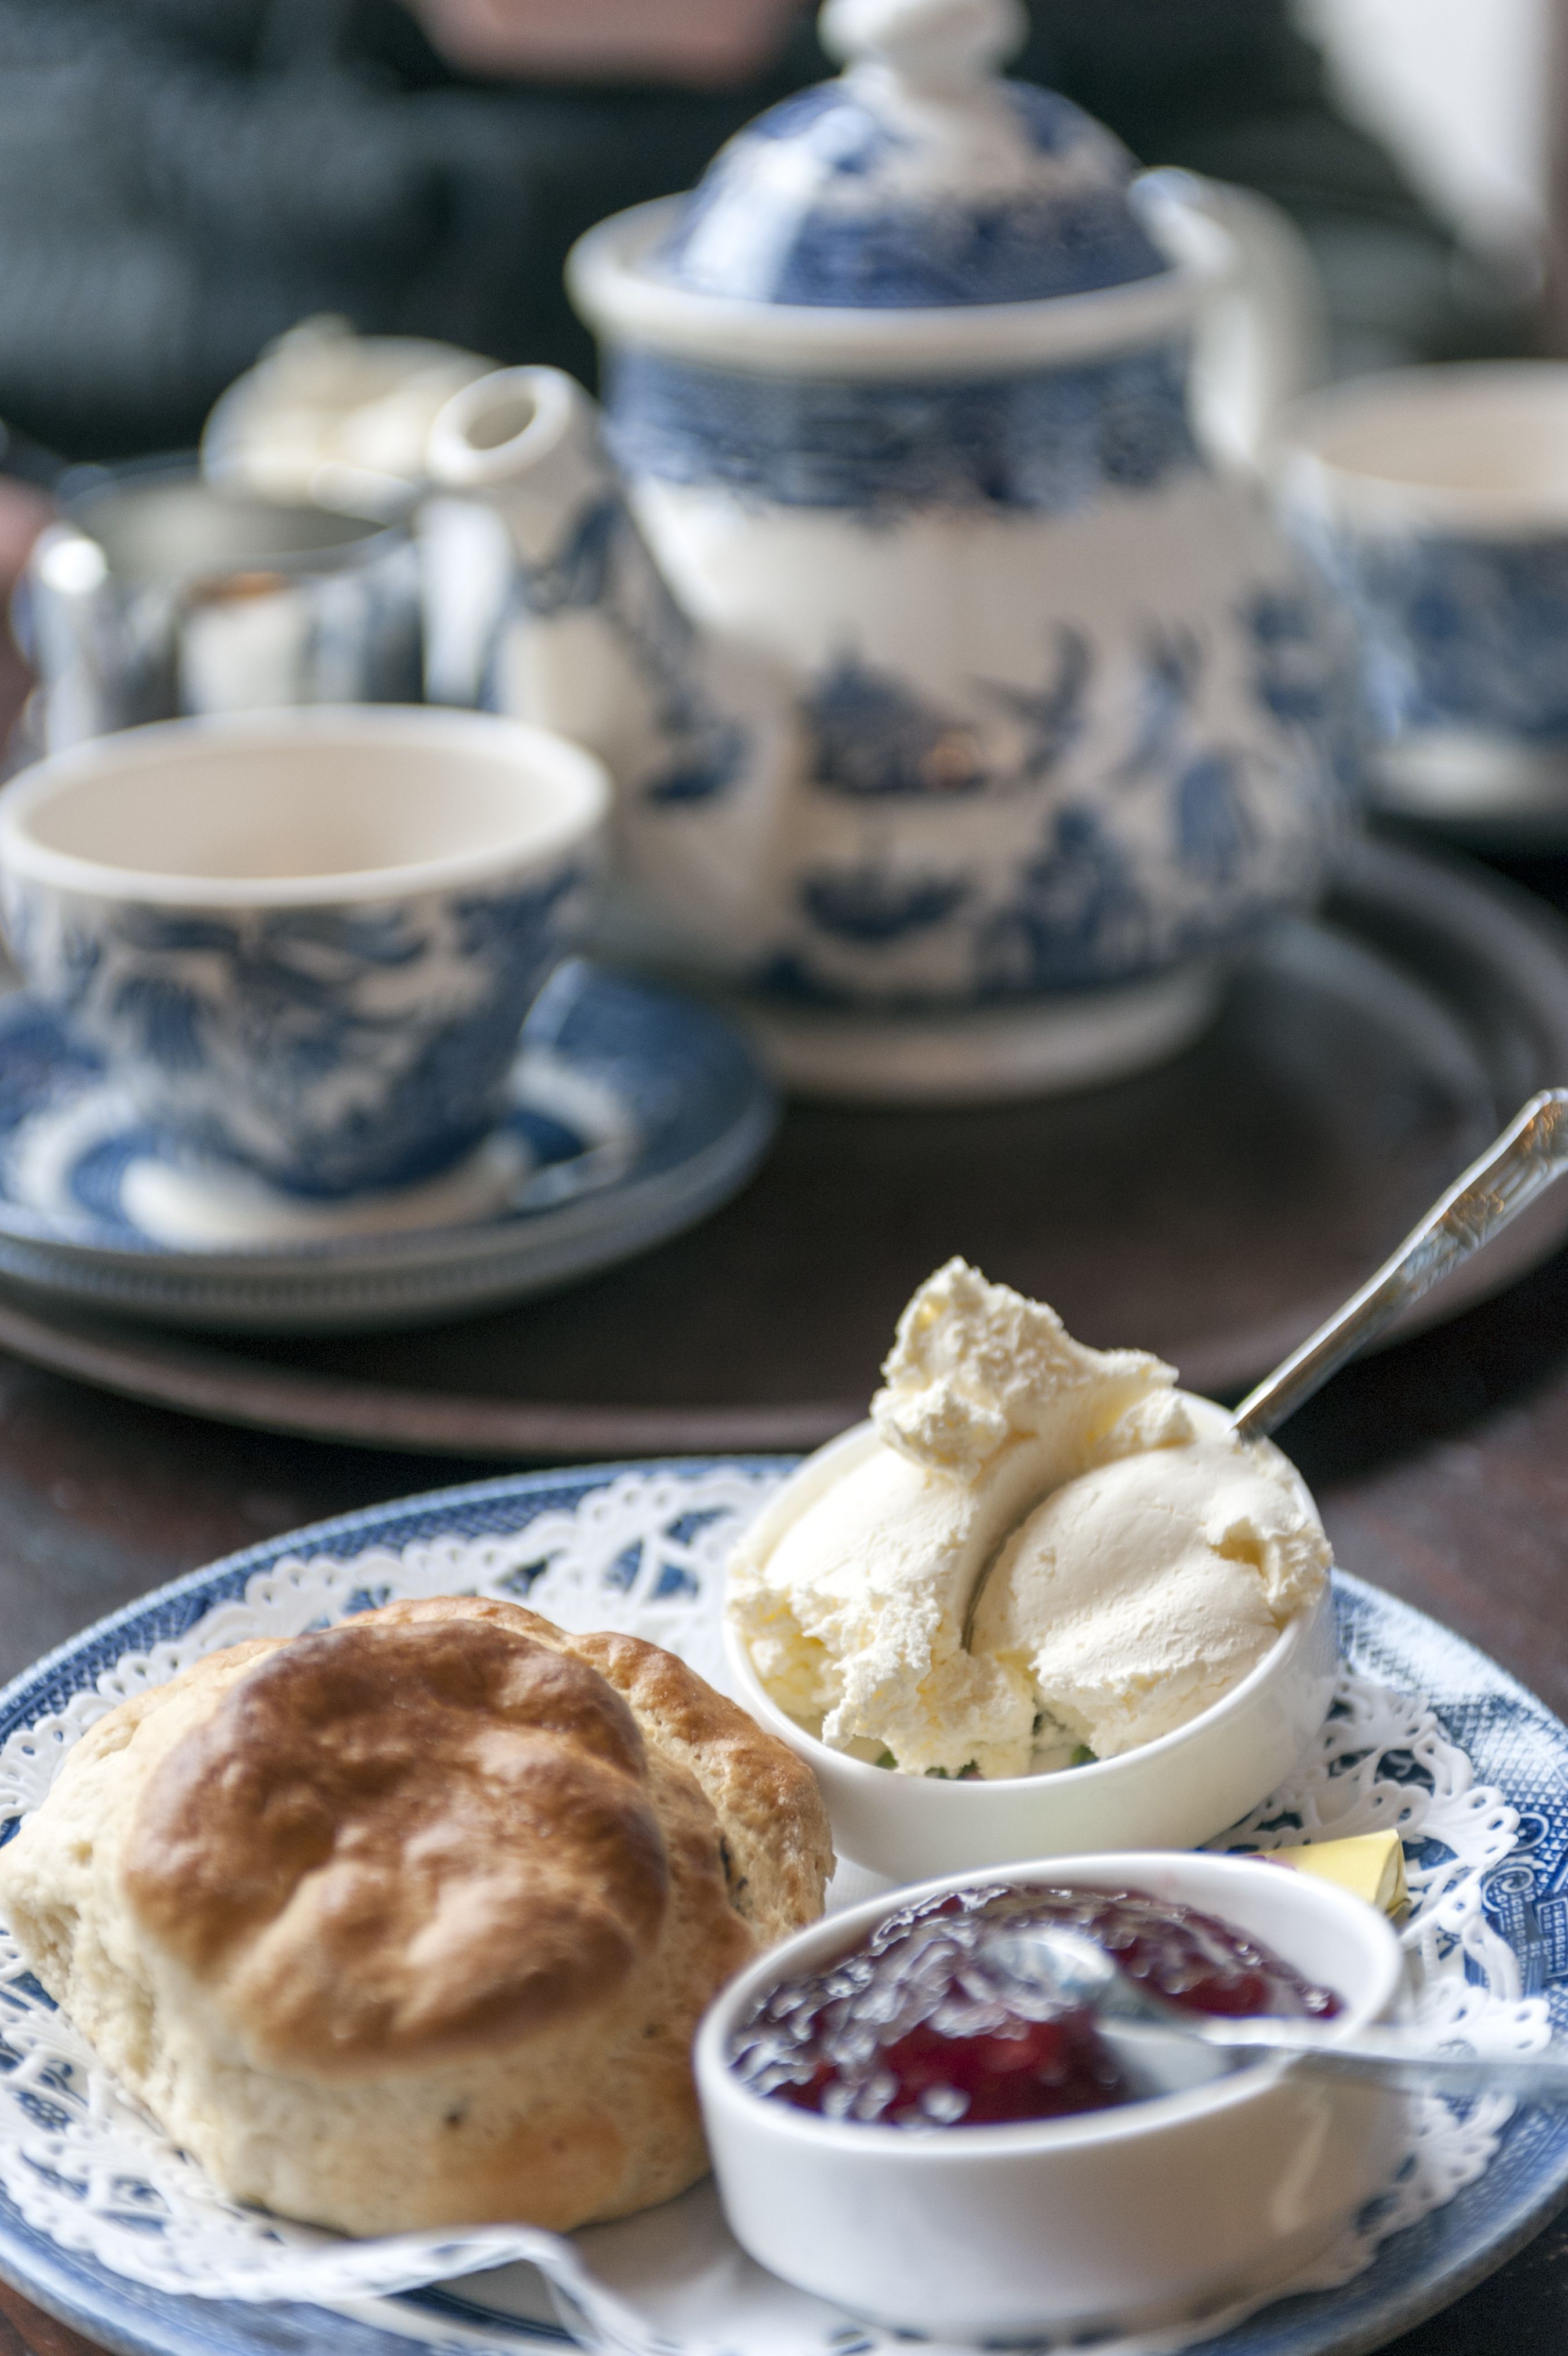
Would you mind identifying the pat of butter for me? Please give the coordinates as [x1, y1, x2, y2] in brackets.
[1270, 1829, 1408, 1916]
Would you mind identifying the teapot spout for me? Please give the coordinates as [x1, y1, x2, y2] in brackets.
[423, 366, 747, 805]
[423, 366, 799, 975]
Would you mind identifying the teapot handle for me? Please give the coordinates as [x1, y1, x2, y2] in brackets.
[1135, 168, 1330, 472]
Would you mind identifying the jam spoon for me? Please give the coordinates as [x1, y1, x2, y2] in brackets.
[985, 1924, 1568, 2104]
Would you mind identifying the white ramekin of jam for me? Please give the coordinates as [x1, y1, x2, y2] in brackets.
[694, 1850, 1404, 2340]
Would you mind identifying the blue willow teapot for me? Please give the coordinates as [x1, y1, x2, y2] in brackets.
[423, 0, 1347, 1094]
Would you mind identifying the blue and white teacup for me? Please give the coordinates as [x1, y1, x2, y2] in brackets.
[1274, 362, 1568, 818]
[0, 707, 608, 1196]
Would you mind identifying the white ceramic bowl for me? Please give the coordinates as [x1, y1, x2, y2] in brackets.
[0, 707, 609, 1195]
[696, 1851, 1405, 2342]
[724, 1421, 1338, 1879]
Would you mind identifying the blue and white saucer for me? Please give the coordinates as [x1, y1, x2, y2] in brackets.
[0, 965, 778, 1331]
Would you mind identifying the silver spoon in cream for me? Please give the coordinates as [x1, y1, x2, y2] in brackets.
[983, 1925, 1568, 2105]
[1229, 1087, 1568, 1440]
[961, 1089, 1568, 1650]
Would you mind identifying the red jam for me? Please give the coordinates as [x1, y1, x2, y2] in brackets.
[729, 1883, 1342, 2130]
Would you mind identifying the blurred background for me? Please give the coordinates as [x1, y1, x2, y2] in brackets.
[0, 0, 1554, 469]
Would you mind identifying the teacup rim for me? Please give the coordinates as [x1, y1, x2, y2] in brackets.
[1271, 359, 1568, 538]
[0, 706, 611, 910]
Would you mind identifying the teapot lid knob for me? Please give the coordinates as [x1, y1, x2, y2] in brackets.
[819, 0, 1026, 90]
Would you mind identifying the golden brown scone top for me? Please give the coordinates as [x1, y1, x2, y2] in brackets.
[122, 1595, 831, 2081]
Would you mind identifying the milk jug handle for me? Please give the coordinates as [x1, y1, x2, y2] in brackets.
[1137, 168, 1330, 472]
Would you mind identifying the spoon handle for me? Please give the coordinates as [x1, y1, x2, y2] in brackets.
[1230, 1089, 1568, 1443]
[1197, 2016, 1568, 2104]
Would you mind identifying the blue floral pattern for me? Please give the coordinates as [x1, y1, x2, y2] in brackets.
[0, 967, 779, 1333]
[1292, 520, 1568, 743]
[805, 655, 984, 799]
[979, 807, 1145, 987]
[466, 447, 1348, 1003]
[651, 74, 1168, 307]
[478, 0, 1359, 1018]
[606, 344, 1200, 516]
[766, 598, 1349, 997]
[451, 111, 1347, 1020]
[2, 866, 590, 1198]
[803, 629, 1089, 800]
[482, 492, 752, 808]
[798, 865, 971, 943]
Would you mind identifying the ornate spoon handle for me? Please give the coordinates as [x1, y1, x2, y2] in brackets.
[1190, 2016, 1568, 2103]
[1231, 1090, 1568, 1443]
[1094, 2013, 1568, 2101]
[960, 1092, 1568, 1649]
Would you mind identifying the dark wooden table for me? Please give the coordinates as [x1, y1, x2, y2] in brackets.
[4, 842, 1568, 2356]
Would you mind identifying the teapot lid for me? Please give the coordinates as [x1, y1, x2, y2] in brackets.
[651, 0, 1169, 309]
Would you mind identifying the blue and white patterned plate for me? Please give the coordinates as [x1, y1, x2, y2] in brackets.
[0, 966, 777, 1332]
[1, 1460, 1567, 2356]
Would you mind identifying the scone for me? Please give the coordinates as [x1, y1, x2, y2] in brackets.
[0, 1594, 833, 2235]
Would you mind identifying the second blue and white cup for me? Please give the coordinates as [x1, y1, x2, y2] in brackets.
[0, 707, 609, 1196]
[1274, 361, 1568, 825]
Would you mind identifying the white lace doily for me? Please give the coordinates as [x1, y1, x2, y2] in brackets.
[0, 1465, 1550, 2356]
